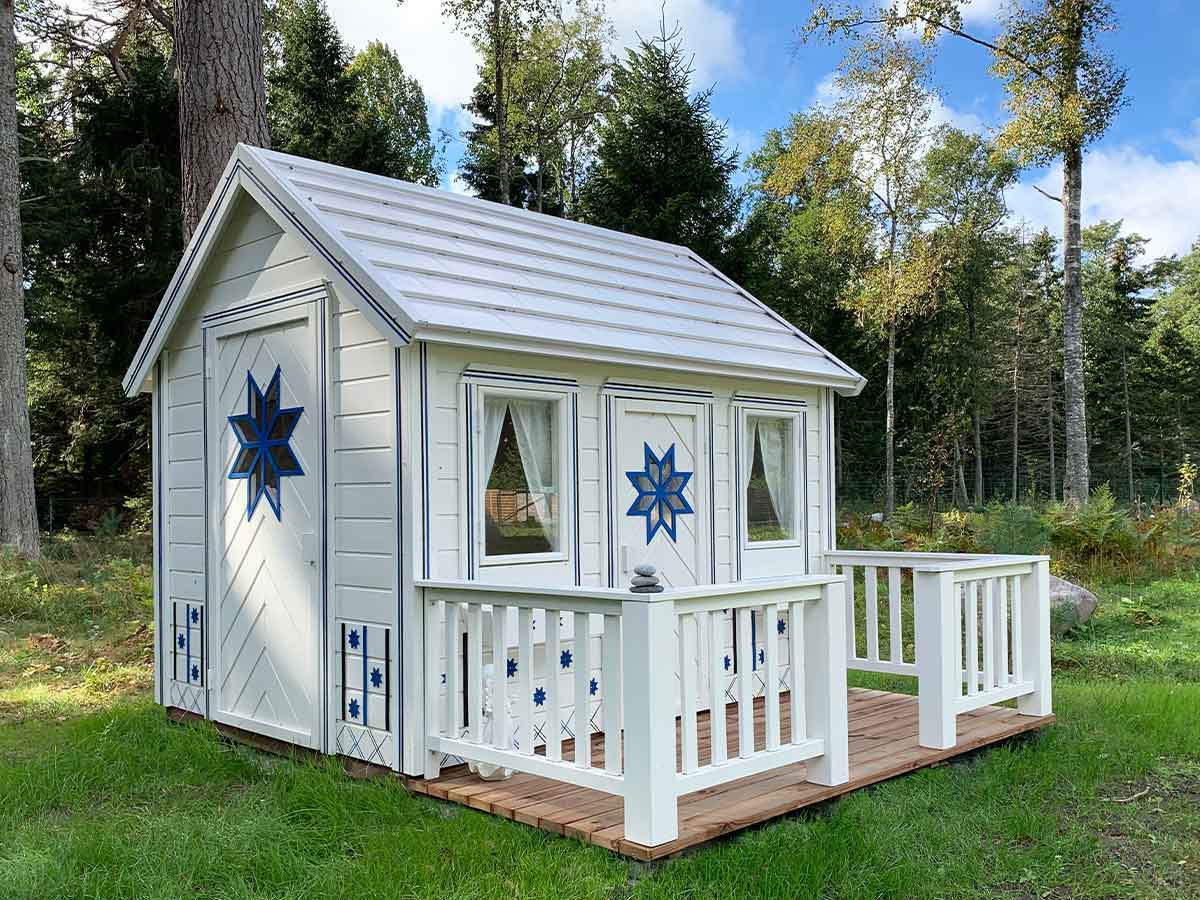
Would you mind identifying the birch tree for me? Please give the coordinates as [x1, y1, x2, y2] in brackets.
[804, 0, 1128, 505]
[176, 0, 270, 242]
[0, 0, 39, 556]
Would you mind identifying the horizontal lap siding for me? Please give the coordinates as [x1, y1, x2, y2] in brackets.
[159, 194, 330, 713]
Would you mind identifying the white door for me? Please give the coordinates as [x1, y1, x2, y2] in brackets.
[612, 398, 709, 588]
[206, 301, 323, 748]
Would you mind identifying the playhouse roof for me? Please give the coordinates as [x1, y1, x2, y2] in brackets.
[123, 145, 866, 396]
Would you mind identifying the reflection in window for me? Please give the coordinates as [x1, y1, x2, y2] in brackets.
[746, 415, 794, 542]
[483, 395, 560, 557]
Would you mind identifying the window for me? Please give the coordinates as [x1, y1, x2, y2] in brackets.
[481, 394, 561, 559]
[746, 414, 795, 543]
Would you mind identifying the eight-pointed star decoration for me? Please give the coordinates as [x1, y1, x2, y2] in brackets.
[227, 366, 304, 520]
[625, 443, 694, 543]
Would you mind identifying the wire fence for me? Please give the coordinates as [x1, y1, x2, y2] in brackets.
[35, 496, 138, 535]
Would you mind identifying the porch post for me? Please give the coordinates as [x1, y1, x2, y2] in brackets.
[915, 569, 958, 750]
[804, 579, 849, 785]
[1017, 559, 1053, 718]
[621, 594, 678, 847]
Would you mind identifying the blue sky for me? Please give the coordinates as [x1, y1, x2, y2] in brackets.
[325, 0, 1200, 258]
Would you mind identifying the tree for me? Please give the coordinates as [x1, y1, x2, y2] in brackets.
[443, 0, 550, 206]
[459, 76, 537, 206]
[347, 42, 441, 186]
[176, 0, 270, 242]
[579, 19, 739, 265]
[1, 0, 39, 556]
[804, 0, 1128, 506]
[920, 127, 1019, 504]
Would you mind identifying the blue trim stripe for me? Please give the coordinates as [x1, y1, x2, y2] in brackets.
[185, 603, 192, 682]
[572, 393, 581, 586]
[465, 383, 475, 578]
[362, 625, 369, 727]
[708, 402, 717, 584]
[201, 285, 326, 325]
[604, 382, 713, 399]
[735, 395, 808, 409]
[420, 344, 431, 579]
[464, 370, 577, 388]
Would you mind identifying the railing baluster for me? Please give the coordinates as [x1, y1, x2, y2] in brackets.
[996, 577, 1010, 685]
[736, 606, 754, 757]
[844, 566, 857, 659]
[467, 603, 483, 742]
[789, 599, 806, 743]
[707, 610, 728, 766]
[981, 581, 995, 690]
[680, 612, 699, 773]
[888, 567, 903, 663]
[864, 566, 880, 662]
[517, 606, 533, 754]
[424, 597, 444, 778]
[603, 614, 622, 774]
[573, 611, 591, 768]
[545, 608, 561, 760]
[764, 603, 780, 751]
[1010, 578, 1023, 683]
[491, 605, 509, 750]
[443, 601, 460, 735]
[965, 582, 979, 697]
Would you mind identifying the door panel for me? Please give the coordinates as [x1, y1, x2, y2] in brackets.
[207, 302, 322, 748]
[613, 398, 707, 588]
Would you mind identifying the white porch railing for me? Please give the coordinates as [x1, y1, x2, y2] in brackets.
[418, 575, 849, 848]
[826, 551, 1052, 750]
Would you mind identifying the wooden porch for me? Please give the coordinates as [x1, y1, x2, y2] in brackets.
[404, 687, 1054, 860]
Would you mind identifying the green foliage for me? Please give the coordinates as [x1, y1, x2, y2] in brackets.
[975, 503, 1052, 556]
[1048, 484, 1138, 562]
[579, 22, 739, 263]
[0, 544, 152, 628]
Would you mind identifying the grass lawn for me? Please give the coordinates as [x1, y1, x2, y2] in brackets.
[1, 540, 1197, 898]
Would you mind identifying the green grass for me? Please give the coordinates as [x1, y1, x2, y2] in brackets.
[0, 541, 1197, 898]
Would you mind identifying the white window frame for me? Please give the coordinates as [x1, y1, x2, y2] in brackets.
[738, 406, 805, 551]
[472, 383, 572, 569]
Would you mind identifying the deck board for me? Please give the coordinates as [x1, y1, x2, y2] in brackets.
[402, 688, 1053, 860]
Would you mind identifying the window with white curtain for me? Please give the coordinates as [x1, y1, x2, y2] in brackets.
[481, 393, 561, 559]
[746, 414, 795, 542]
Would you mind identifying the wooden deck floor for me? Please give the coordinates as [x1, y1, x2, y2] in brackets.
[404, 688, 1054, 860]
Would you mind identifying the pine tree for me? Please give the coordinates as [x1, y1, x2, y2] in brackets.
[578, 20, 738, 264]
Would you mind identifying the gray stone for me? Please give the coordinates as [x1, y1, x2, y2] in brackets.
[1049, 575, 1098, 635]
[870, 512, 885, 523]
[631, 575, 660, 587]
[634, 563, 657, 577]
[630, 584, 665, 593]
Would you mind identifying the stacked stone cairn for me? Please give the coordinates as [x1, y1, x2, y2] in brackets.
[630, 563, 664, 593]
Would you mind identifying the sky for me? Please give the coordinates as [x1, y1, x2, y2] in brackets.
[323, 0, 1200, 259]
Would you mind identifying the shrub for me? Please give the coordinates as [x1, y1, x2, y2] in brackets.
[976, 503, 1052, 556]
[1048, 485, 1138, 563]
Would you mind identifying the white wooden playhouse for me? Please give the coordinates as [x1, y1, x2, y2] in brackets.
[124, 146, 1054, 851]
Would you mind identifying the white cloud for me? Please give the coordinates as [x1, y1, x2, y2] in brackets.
[959, 0, 1007, 26]
[325, 0, 478, 118]
[605, 0, 745, 87]
[1007, 144, 1200, 259]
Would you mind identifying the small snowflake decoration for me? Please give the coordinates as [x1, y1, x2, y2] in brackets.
[533, 686, 546, 707]
[177, 633, 186, 649]
[560, 649, 572, 670]
[777, 618, 786, 635]
[190, 664, 200, 682]
[589, 678, 598, 696]
[507, 657, 518, 679]
[227, 366, 304, 521]
[348, 698, 361, 719]
[190, 607, 200, 624]
[370, 667, 383, 689]
[724, 654, 731, 671]
[625, 443, 694, 543]
[758, 648, 765, 665]
[348, 629, 360, 650]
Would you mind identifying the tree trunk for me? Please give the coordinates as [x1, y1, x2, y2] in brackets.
[493, 0, 510, 206]
[1061, 140, 1089, 505]
[1012, 279, 1024, 503]
[972, 407, 984, 506]
[0, 0, 40, 557]
[1122, 346, 1134, 502]
[885, 321, 896, 516]
[176, 0, 270, 243]
[1047, 367, 1057, 503]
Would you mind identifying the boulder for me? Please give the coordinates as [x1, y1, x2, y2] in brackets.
[1048, 575, 1098, 635]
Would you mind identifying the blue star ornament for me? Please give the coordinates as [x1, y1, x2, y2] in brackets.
[625, 443, 694, 543]
[227, 366, 304, 520]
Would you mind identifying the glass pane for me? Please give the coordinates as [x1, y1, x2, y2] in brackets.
[483, 396, 559, 557]
[747, 415, 794, 542]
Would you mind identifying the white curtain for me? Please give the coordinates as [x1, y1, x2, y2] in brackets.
[508, 397, 558, 547]
[754, 418, 792, 535]
[482, 395, 508, 484]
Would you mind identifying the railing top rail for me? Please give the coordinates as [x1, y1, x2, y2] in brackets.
[825, 550, 1049, 574]
[416, 573, 842, 606]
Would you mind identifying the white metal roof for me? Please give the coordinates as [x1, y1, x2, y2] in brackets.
[124, 145, 865, 395]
